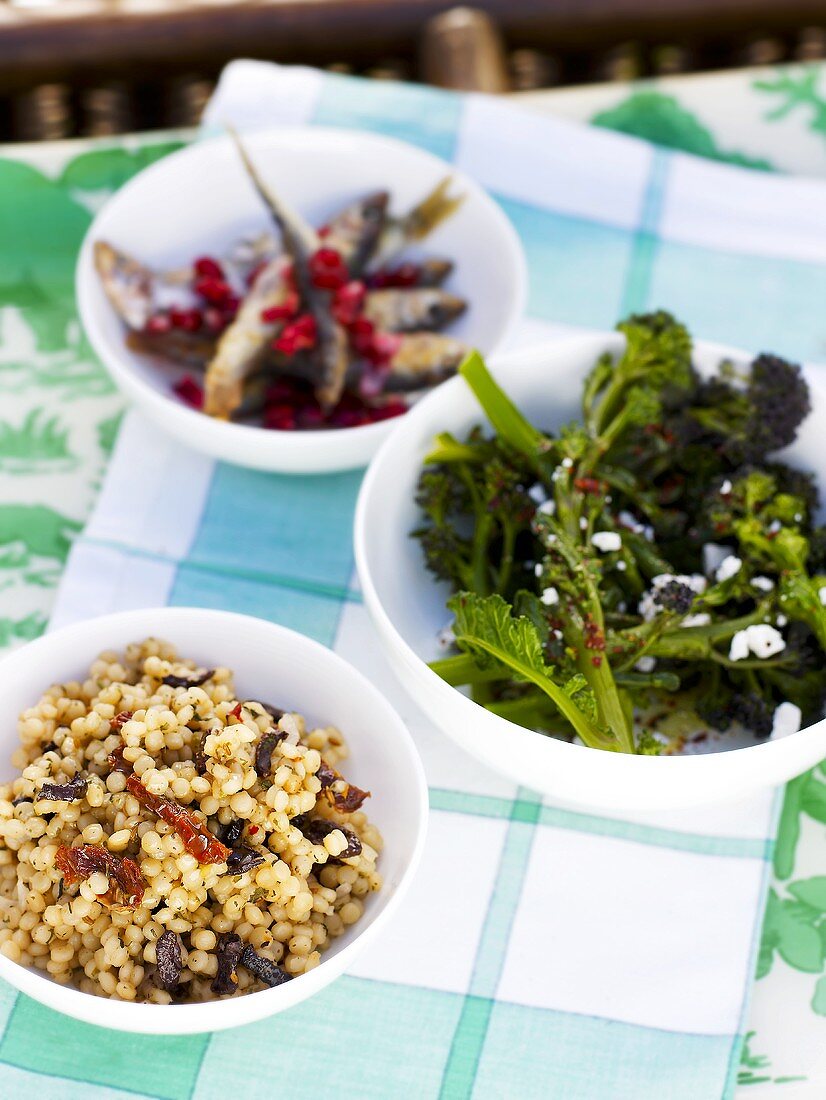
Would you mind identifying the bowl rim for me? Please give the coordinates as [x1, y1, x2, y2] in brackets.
[354, 331, 826, 777]
[0, 606, 429, 1033]
[75, 125, 528, 460]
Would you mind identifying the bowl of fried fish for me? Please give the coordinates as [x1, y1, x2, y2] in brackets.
[76, 127, 526, 472]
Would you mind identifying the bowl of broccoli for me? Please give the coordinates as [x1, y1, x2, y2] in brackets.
[355, 312, 826, 809]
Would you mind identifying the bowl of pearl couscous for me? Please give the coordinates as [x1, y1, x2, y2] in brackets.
[0, 606, 427, 1034]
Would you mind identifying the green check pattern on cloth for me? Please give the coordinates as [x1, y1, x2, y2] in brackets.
[3, 61, 826, 1098]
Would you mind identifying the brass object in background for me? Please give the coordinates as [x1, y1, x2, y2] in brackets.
[795, 26, 826, 60]
[509, 48, 560, 92]
[81, 81, 134, 137]
[420, 6, 510, 92]
[164, 74, 214, 129]
[11, 82, 71, 141]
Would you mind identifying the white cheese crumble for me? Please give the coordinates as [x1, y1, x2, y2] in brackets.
[536, 499, 556, 516]
[771, 702, 802, 741]
[540, 586, 559, 606]
[527, 483, 548, 504]
[682, 613, 711, 628]
[715, 555, 742, 584]
[702, 543, 730, 576]
[819, 586, 826, 606]
[720, 479, 732, 495]
[561, 458, 573, 469]
[752, 576, 775, 593]
[591, 531, 622, 552]
[635, 656, 656, 673]
[534, 562, 544, 577]
[615, 560, 627, 572]
[729, 624, 786, 662]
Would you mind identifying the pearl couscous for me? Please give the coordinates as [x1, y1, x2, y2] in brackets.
[0, 638, 382, 1002]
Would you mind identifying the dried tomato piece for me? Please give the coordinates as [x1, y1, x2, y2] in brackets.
[296, 816, 362, 859]
[161, 669, 214, 689]
[315, 760, 337, 789]
[254, 731, 286, 777]
[240, 945, 291, 988]
[226, 847, 265, 876]
[327, 782, 370, 813]
[155, 930, 182, 991]
[111, 711, 132, 730]
[126, 774, 230, 864]
[107, 744, 131, 775]
[212, 933, 244, 995]
[55, 844, 145, 908]
[315, 760, 370, 813]
[37, 775, 88, 803]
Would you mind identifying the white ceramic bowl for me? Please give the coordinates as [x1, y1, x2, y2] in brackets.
[76, 127, 526, 473]
[0, 607, 427, 1033]
[355, 332, 826, 811]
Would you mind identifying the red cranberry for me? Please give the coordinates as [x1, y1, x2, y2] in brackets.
[349, 316, 376, 356]
[173, 374, 204, 409]
[369, 400, 407, 422]
[145, 312, 172, 335]
[169, 307, 202, 332]
[193, 256, 224, 279]
[297, 405, 326, 429]
[308, 247, 349, 291]
[369, 331, 402, 367]
[261, 292, 300, 324]
[263, 403, 297, 431]
[194, 276, 232, 305]
[274, 313, 317, 355]
[223, 294, 241, 317]
[332, 280, 366, 326]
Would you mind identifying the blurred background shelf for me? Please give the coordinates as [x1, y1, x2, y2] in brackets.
[2, 0, 826, 139]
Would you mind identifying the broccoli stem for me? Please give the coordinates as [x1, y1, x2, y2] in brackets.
[429, 654, 505, 685]
[459, 352, 545, 463]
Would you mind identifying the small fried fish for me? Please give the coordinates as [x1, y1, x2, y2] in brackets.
[364, 288, 466, 333]
[371, 177, 465, 267]
[323, 191, 388, 274]
[384, 333, 468, 392]
[93, 241, 154, 331]
[203, 256, 291, 418]
[231, 130, 349, 411]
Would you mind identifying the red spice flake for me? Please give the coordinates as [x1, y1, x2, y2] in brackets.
[331, 280, 366, 326]
[591, 655, 603, 668]
[261, 292, 300, 324]
[583, 619, 606, 652]
[111, 711, 132, 730]
[273, 313, 317, 355]
[169, 307, 202, 333]
[193, 256, 224, 279]
[229, 702, 243, 720]
[573, 477, 604, 496]
[56, 844, 145, 908]
[173, 374, 204, 409]
[107, 744, 131, 775]
[308, 247, 349, 290]
[126, 774, 230, 864]
[145, 312, 172, 335]
[248, 824, 259, 835]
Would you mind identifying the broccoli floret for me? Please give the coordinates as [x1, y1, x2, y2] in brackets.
[691, 353, 810, 466]
[656, 580, 696, 615]
[730, 693, 774, 739]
